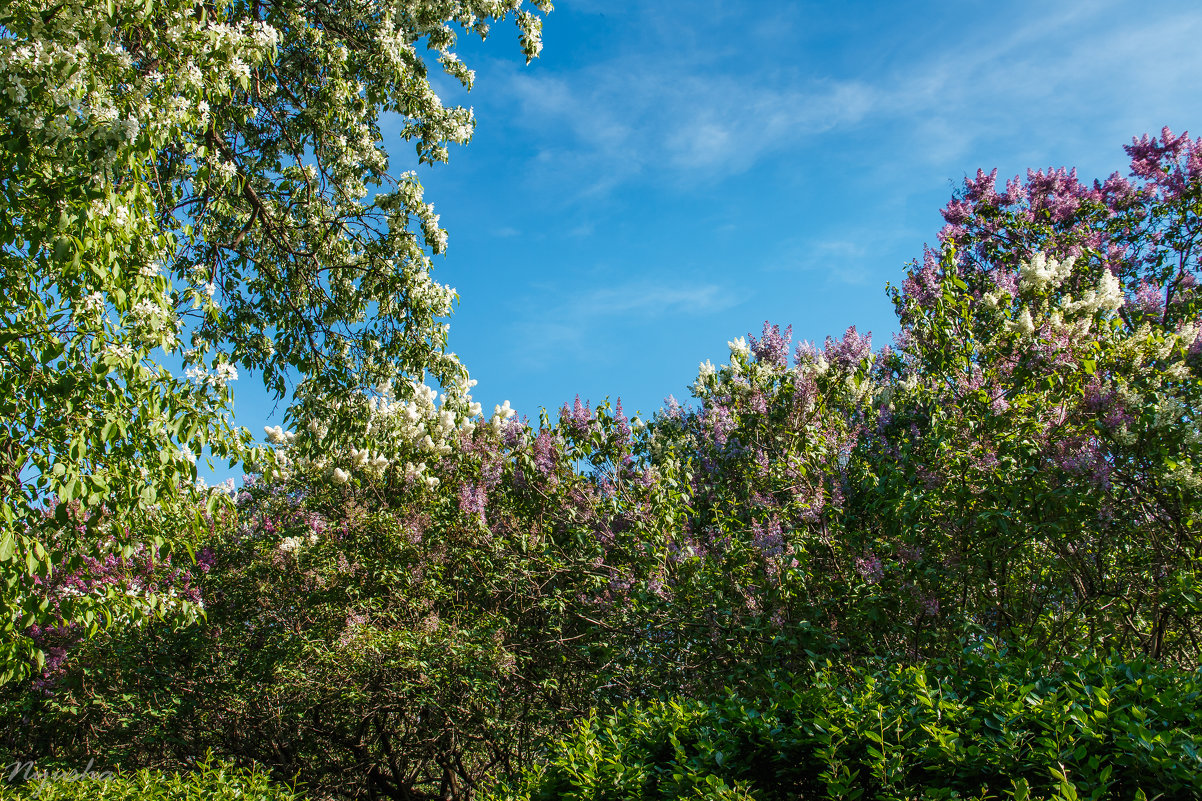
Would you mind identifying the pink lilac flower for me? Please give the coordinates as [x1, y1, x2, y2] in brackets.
[613, 398, 631, 444]
[704, 403, 737, 447]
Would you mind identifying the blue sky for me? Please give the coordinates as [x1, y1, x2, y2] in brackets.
[219, 0, 1202, 479]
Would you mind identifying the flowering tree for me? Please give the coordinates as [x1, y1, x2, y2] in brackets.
[6, 129, 1200, 798]
[0, 0, 550, 683]
[875, 129, 1202, 662]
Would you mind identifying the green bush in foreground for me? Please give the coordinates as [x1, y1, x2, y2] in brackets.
[492, 648, 1202, 801]
[1, 758, 302, 800]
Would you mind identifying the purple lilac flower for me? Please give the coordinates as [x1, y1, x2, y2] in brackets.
[824, 325, 873, 372]
[458, 481, 488, 520]
[663, 394, 685, 421]
[502, 418, 524, 448]
[533, 429, 557, 476]
[1131, 281, 1164, 317]
[901, 247, 942, 310]
[854, 553, 883, 584]
[749, 321, 792, 368]
[560, 395, 593, 437]
[751, 518, 785, 558]
[613, 399, 631, 444]
[704, 403, 737, 447]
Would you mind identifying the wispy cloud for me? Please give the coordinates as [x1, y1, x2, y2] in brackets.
[481, 0, 1202, 196]
[575, 282, 739, 316]
[507, 278, 745, 367]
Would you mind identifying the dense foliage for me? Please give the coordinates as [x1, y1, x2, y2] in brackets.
[3, 0, 1202, 795]
[494, 649, 1202, 801]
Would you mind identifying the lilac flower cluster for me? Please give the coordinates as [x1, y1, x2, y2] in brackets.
[824, 326, 873, 372]
[704, 402, 737, 448]
[459, 482, 488, 521]
[748, 321, 792, 368]
[854, 553, 883, 584]
[561, 395, 593, 437]
[533, 429, 558, 476]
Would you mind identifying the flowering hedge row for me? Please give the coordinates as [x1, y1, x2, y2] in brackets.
[4, 124, 1201, 798]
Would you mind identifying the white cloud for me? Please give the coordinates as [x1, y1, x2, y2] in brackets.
[576, 282, 738, 317]
[504, 277, 745, 367]
[482, 0, 1202, 195]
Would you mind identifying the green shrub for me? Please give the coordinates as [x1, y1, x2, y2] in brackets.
[1, 757, 303, 800]
[491, 647, 1202, 801]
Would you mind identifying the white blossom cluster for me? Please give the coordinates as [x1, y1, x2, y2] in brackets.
[1019, 252, 1077, 291]
[262, 375, 491, 489]
[279, 533, 318, 553]
[1001, 253, 1125, 340]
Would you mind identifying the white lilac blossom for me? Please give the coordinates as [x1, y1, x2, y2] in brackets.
[1019, 252, 1076, 291]
[1009, 307, 1036, 337]
[493, 400, 516, 421]
[265, 426, 295, 445]
[279, 536, 305, 553]
[1062, 271, 1125, 317]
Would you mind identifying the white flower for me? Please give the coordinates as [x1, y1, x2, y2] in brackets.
[728, 337, 751, 358]
[214, 363, 238, 384]
[1096, 270, 1123, 311]
[698, 359, 716, 379]
[1019, 252, 1076, 291]
[229, 58, 250, 83]
[264, 425, 287, 444]
[332, 467, 350, 485]
[279, 536, 304, 553]
[1009, 307, 1036, 337]
[81, 291, 105, 314]
[493, 400, 516, 421]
